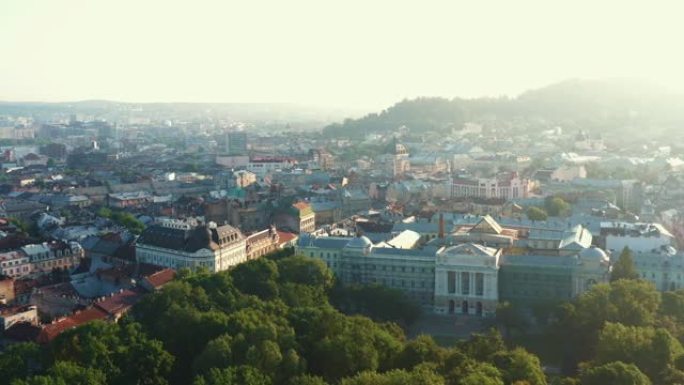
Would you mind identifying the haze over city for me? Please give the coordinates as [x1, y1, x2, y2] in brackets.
[3, 0, 684, 108]
[5, 2, 684, 385]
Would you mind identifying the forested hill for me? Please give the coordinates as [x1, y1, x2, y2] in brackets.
[322, 79, 684, 138]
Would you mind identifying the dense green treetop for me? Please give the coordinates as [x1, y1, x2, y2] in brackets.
[4, 255, 547, 385]
[610, 247, 640, 282]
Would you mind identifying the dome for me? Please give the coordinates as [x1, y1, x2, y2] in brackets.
[579, 246, 609, 262]
[345, 236, 373, 249]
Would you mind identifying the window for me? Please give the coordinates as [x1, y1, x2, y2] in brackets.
[461, 272, 470, 295]
[475, 273, 484, 296]
[447, 271, 456, 294]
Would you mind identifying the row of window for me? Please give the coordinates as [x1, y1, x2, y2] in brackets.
[447, 271, 485, 296]
[508, 272, 570, 282]
[1, 259, 28, 267]
[642, 272, 684, 280]
[2, 266, 30, 276]
[358, 275, 432, 290]
[313, 251, 434, 273]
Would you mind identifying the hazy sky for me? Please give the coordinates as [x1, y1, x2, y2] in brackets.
[2, 0, 683, 109]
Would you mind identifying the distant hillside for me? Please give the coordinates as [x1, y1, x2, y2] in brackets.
[323, 97, 466, 138]
[323, 79, 684, 138]
[0, 100, 366, 126]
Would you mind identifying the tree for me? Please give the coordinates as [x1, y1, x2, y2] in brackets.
[331, 283, 421, 325]
[492, 348, 547, 385]
[551, 280, 661, 370]
[193, 366, 271, 385]
[545, 197, 571, 217]
[50, 321, 174, 385]
[594, 323, 683, 382]
[0, 343, 44, 385]
[193, 335, 234, 375]
[12, 361, 106, 385]
[277, 255, 334, 290]
[459, 329, 507, 362]
[495, 302, 527, 338]
[611, 247, 639, 282]
[116, 324, 175, 385]
[580, 361, 651, 385]
[573, 280, 661, 330]
[339, 366, 445, 385]
[287, 375, 329, 385]
[231, 258, 280, 300]
[450, 361, 504, 385]
[526, 207, 548, 221]
[397, 335, 445, 369]
[111, 211, 145, 234]
[97, 207, 112, 218]
[246, 340, 283, 375]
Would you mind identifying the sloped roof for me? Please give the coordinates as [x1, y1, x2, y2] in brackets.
[441, 243, 499, 257]
[470, 215, 503, 235]
[93, 289, 141, 316]
[37, 307, 108, 343]
[142, 268, 175, 290]
[137, 223, 243, 252]
[276, 231, 298, 245]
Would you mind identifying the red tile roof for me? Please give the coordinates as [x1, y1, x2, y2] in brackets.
[142, 268, 175, 290]
[93, 289, 141, 316]
[37, 307, 108, 344]
[276, 231, 298, 245]
[293, 202, 311, 210]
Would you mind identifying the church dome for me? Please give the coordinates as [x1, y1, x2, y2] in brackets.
[579, 246, 609, 262]
[345, 236, 373, 249]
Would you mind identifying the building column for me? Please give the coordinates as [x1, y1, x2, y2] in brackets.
[449, 270, 461, 295]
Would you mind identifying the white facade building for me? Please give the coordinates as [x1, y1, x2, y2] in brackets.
[451, 172, 531, 200]
[136, 220, 247, 272]
[434, 243, 500, 317]
[601, 221, 674, 253]
[0, 250, 30, 278]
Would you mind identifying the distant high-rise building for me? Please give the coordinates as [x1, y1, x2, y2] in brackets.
[225, 131, 248, 155]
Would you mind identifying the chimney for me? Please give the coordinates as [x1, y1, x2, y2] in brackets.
[438, 213, 445, 239]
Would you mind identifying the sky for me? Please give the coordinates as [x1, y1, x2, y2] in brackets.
[2, 0, 684, 109]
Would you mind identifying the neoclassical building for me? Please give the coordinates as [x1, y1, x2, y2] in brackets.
[296, 215, 611, 316]
[498, 246, 610, 304]
[136, 219, 247, 272]
[298, 233, 435, 307]
[434, 243, 500, 317]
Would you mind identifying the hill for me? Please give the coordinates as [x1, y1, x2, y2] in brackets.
[322, 78, 684, 139]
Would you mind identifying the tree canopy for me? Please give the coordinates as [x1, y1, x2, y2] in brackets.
[610, 247, 640, 282]
[526, 206, 548, 221]
[4, 254, 548, 385]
